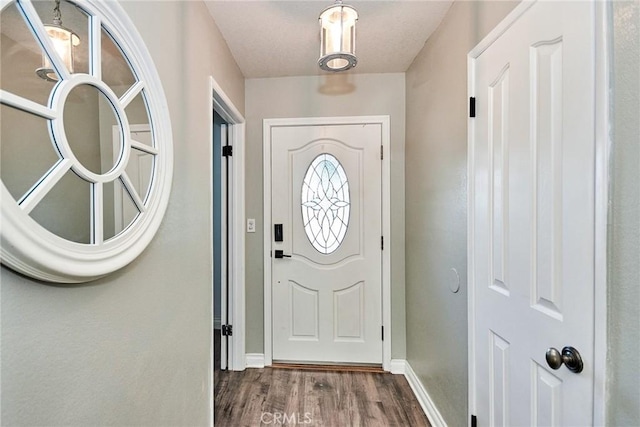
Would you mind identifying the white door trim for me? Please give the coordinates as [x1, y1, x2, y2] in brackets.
[263, 115, 392, 371]
[209, 75, 246, 386]
[591, 1, 612, 422]
[466, 1, 611, 424]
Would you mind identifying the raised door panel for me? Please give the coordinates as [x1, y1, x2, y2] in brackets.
[531, 38, 565, 320]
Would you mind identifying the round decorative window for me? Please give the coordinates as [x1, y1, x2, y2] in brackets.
[301, 153, 350, 254]
[0, 0, 173, 282]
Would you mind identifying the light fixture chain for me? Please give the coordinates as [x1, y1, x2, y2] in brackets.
[53, 0, 62, 26]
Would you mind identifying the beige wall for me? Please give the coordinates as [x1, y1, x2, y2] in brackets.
[608, 1, 640, 424]
[405, 2, 517, 426]
[0, 1, 244, 424]
[245, 73, 406, 358]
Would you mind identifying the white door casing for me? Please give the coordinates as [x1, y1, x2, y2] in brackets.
[209, 77, 246, 427]
[468, 1, 607, 425]
[209, 76, 246, 376]
[264, 116, 391, 368]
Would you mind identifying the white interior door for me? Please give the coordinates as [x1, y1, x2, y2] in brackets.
[270, 123, 382, 364]
[469, 1, 596, 425]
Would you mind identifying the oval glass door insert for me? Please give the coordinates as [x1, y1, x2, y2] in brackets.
[301, 153, 350, 254]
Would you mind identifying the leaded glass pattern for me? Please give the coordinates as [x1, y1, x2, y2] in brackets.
[301, 153, 350, 254]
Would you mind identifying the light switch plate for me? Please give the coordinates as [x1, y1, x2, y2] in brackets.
[247, 218, 256, 233]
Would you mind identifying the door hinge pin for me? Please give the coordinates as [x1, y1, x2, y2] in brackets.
[471, 414, 477, 427]
[469, 97, 476, 118]
[381, 145, 384, 160]
[222, 145, 233, 157]
[381, 326, 384, 341]
[381, 236, 384, 250]
[222, 324, 233, 336]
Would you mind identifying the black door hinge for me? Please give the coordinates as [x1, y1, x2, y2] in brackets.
[381, 236, 384, 250]
[471, 414, 477, 427]
[221, 324, 233, 336]
[222, 145, 233, 157]
[381, 145, 384, 160]
[381, 326, 384, 341]
[469, 97, 476, 118]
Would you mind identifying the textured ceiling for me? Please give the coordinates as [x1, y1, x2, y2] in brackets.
[205, 1, 453, 78]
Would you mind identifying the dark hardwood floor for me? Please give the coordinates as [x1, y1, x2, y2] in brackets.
[214, 332, 431, 427]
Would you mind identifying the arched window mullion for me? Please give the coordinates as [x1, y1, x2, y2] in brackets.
[0, 90, 57, 119]
[88, 14, 102, 80]
[91, 181, 104, 244]
[119, 81, 144, 108]
[130, 139, 158, 156]
[16, 0, 71, 81]
[18, 159, 73, 214]
[120, 172, 146, 213]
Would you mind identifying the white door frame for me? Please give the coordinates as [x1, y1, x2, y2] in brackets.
[263, 116, 392, 371]
[466, 1, 611, 424]
[209, 75, 246, 381]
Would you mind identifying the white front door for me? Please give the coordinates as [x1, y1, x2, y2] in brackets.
[469, 1, 597, 425]
[270, 122, 382, 364]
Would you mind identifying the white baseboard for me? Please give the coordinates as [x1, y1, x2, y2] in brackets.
[245, 353, 265, 368]
[399, 360, 448, 427]
[214, 316, 221, 330]
[389, 358, 407, 375]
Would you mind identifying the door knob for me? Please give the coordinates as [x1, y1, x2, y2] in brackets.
[545, 346, 583, 373]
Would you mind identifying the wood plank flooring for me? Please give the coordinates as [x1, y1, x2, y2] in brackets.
[214, 331, 431, 427]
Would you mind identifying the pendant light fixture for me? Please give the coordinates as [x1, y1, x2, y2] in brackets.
[318, 0, 358, 72]
[36, 0, 80, 82]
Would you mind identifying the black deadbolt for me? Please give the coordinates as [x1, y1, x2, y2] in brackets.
[274, 224, 283, 242]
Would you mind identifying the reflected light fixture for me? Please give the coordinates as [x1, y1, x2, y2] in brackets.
[318, 0, 358, 72]
[36, 0, 80, 82]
